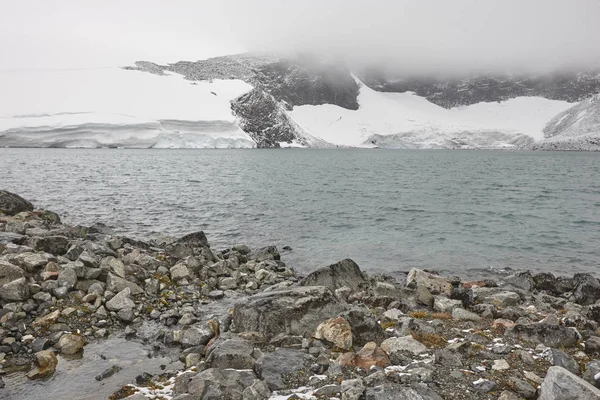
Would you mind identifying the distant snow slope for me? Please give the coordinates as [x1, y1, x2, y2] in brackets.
[289, 80, 573, 148]
[0, 68, 255, 148]
[532, 94, 600, 150]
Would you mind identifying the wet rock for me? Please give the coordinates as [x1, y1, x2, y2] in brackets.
[0, 190, 34, 215]
[95, 365, 122, 381]
[252, 246, 280, 262]
[509, 323, 579, 348]
[0, 261, 25, 285]
[57, 333, 84, 355]
[406, 268, 452, 295]
[0, 277, 30, 301]
[300, 258, 366, 291]
[31, 338, 51, 353]
[206, 337, 255, 369]
[539, 366, 600, 399]
[27, 350, 58, 379]
[254, 348, 313, 390]
[314, 316, 353, 350]
[381, 335, 428, 357]
[533, 272, 574, 295]
[232, 285, 347, 341]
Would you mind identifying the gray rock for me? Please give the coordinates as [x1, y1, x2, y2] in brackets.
[406, 269, 452, 295]
[105, 287, 134, 311]
[184, 368, 254, 399]
[206, 337, 255, 369]
[100, 257, 126, 278]
[57, 267, 77, 289]
[29, 236, 69, 256]
[573, 274, 600, 306]
[95, 365, 122, 381]
[381, 336, 428, 356]
[433, 296, 463, 313]
[484, 291, 521, 307]
[300, 258, 366, 291]
[254, 348, 313, 390]
[106, 272, 143, 295]
[12, 252, 53, 272]
[339, 305, 385, 347]
[0, 277, 30, 301]
[539, 366, 600, 399]
[473, 378, 497, 392]
[0, 190, 33, 215]
[57, 333, 84, 355]
[416, 285, 434, 307]
[452, 308, 482, 321]
[341, 378, 365, 400]
[365, 383, 443, 400]
[509, 323, 579, 348]
[545, 348, 580, 374]
[219, 277, 238, 290]
[582, 360, 600, 387]
[242, 379, 271, 400]
[434, 349, 463, 367]
[170, 264, 191, 281]
[232, 285, 348, 341]
[507, 377, 536, 399]
[181, 326, 214, 348]
[0, 261, 25, 286]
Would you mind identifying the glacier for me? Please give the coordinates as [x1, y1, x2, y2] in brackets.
[0, 68, 255, 148]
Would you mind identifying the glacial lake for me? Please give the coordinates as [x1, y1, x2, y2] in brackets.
[2, 148, 599, 279]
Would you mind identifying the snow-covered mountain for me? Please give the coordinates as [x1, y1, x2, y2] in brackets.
[532, 94, 600, 150]
[1, 53, 598, 149]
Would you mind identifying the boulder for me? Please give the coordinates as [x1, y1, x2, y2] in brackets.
[177, 231, 209, 247]
[170, 264, 191, 281]
[338, 305, 385, 347]
[183, 368, 255, 399]
[0, 277, 30, 301]
[26, 350, 58, 379]
[0, 190, 33, 215]
[254, 348, 313, 391]
[232, 286, 348, 340]
[300, 259, 366, 291]
[406, 269, 452, 295]
[57, 333, 84, 355]
[0, 261, 25, 286]
[539, 366, 600, 399]
[12, 252, 53, 272]
[433, 296, 463, 313]
[206, 337, 255, 369]
[545, 348, 580, 374]
[241, 380, 271, 400]
[314, 317, 353, 350]
[451, 308, 482, 321]
[381, 336, 428, 356]
[483, 291, 521, 307]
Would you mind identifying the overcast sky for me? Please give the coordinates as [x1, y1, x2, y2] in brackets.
[1, 0, 599, 74]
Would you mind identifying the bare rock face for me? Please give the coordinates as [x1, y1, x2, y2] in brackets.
[539, 366, 600, 400]
[232, 285, 348, 341]
[0, 190, 34, 216]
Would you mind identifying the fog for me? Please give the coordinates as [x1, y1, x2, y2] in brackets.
[227, 0, 600, 75]
[1, 0, 599, 75]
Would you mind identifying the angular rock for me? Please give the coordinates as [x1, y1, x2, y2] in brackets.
[484, 291, 521, 307]
[105, 287, 134, 311]
[365, 383, 443, 400]
[184, 368, 254, 399]
[170, 264, 191, 281]
[0, 277, 30, 301]
[433, 296, 463, 313]
[406, 268, 452, 295]
[12, 252, 53, 272]
[573, 273, 600, 306]
[232, 285, 348, 341]
[206, 337, 255, 369]
[381, 335, 428, 356]
[539, 366, 600, 399]
[582, 360, 600, 387]
[0, 190, 34, 215]
[351, 342, 390, 370]
[339, 305, 385, 347]
[95, 365, 122, 381]
[452, 308, 482, 321]
[545, 348, 580, 374]
[314, 317, 353, 350]
[32, 310, 61, 328]
[106, 272, 143, 295]
[29, 236, 70, 256]
[300, 258, 366, 291]
[254, 348, 313, 391]
[0, 261, 25, 286]
[181, 325, 214, 348]
[242, 379, 271, 400]
[341, 379, 365, 400]
[416, 285, 434, 307]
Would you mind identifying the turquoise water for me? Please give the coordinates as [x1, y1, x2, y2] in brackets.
[2, 148, 599, 278]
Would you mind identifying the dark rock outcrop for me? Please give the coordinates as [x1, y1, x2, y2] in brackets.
[300, 258, 367, 292]
[0, 190, 34, 215]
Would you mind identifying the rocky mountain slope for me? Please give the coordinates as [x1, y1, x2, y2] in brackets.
[532, 94, 600, 151]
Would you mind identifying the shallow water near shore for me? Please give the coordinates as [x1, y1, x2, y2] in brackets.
[1, 148, 599, 279]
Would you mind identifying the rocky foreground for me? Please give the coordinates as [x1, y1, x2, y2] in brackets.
[2, 190, 600, 399]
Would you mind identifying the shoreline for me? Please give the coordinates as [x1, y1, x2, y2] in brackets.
[1, 190, 600, 399]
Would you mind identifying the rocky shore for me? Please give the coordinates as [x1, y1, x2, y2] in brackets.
[2, 189, 600, 399]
